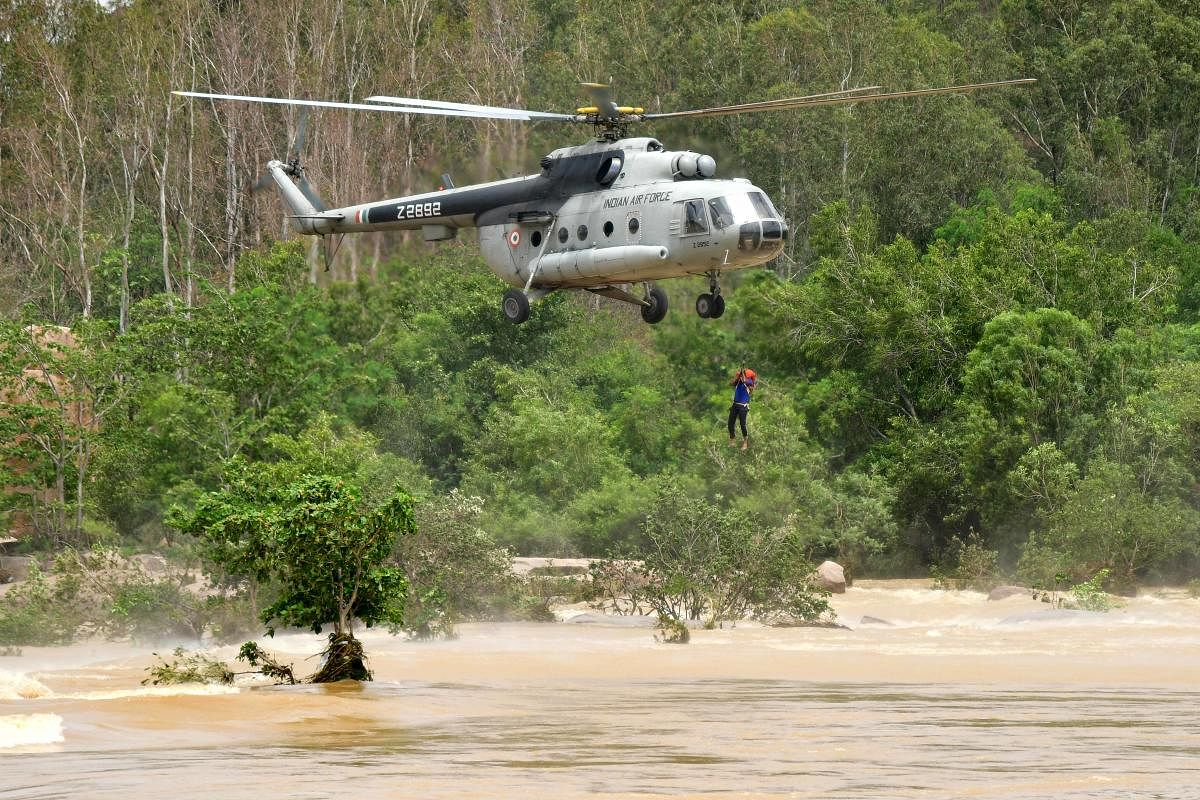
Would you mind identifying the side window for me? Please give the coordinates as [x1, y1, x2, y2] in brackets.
[708, 197, 733, 229]
[683, 199, 709, 235]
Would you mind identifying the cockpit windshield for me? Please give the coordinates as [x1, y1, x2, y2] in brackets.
[749, 191, 779, 219]
[712, 192, 781, 228]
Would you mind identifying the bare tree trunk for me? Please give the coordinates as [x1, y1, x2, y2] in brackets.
[225, 127, 239, 292]
[157, 128, 174, 297]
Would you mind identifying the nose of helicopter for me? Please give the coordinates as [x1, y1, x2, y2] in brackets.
[736, 218, 787, 254]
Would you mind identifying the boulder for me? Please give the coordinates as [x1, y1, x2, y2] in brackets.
[511, 557, 596, 576]
[813, 560, 846, 594]
[130, 554, 168, 574]
[987, 585, 1030, 601]
[0, 556, 38, 583]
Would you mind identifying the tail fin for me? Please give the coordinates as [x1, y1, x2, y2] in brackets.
[266, 160, 334, 234]
[267, 159, 321, 216]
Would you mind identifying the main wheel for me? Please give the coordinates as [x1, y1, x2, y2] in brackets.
[502, 289, 530, 324]
[641, 285, 668, 324]
[709, 294, 726, 319]
[695, 293, 714, 318]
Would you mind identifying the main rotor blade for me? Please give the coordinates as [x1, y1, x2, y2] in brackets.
[173, 90, 547, 121]
[645, 79, 1036, 120]
[365, 95, 572, 121]
[643, 86, 884, 120]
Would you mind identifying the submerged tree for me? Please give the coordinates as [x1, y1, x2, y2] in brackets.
[170, 471, 413, 682]
[594, 480, 834, 632]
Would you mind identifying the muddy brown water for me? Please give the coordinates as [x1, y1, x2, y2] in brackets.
[3, 581, 1199, 799]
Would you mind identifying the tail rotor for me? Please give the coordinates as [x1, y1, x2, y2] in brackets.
[249, 110, 327, 211]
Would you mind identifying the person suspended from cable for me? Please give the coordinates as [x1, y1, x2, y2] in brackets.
[728, 367, 756, 450]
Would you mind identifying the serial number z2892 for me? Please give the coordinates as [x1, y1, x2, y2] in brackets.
[394, 201, 442, 220]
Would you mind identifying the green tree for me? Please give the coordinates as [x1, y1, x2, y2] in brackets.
[170, 472, 413, 682]
[1024, 460, 1194, 590]
[399, 490, 513, 638]
[610, 480, 833, 628]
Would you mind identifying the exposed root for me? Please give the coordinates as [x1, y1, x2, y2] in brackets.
[310, 632, 371, 683]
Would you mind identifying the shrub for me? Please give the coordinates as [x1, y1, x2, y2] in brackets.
[395, 491, 515, 638]
[0, 564, 78, 646]
[0, 547, 258, 646]
[592, 482, 834, 631]
[931, 532, 1001, 591]
[142, 647, 234, 686]
[1069, 569, 1119, 612]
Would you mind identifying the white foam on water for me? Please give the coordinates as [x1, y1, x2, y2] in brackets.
[58, 683, 240, 701]
[0, 713, 64, 749]
[0, 668, 53, 699]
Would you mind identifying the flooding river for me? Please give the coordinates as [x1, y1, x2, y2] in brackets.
[3, 581, 1199, 799]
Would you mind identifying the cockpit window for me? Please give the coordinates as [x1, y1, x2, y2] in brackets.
[721, 191, 781, 224]
[708, 197, 733, 229]
[683, 199, 709, 235]
[749, 191, 777, 219]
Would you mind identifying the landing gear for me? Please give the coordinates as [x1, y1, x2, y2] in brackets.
[695, 293, 725, 319]
[696, 272, 725, 319]
[502, 288, 530, 324]
[641, 284, 668, 324]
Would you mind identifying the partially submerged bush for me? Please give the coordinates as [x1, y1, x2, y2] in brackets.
[396, 491, 514, 638]
[1068, 569, 1119, 612]
[143, 643, 298, 685]
[591, 482, 834, 631]
[143, 647, 234, 686]
[654, 613, 689, 644]
[237, 642, 296, 684]
[0, 563, 82, 646]
[931, 532, 1002, 591]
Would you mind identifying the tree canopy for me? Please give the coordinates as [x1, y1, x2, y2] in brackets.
[2, 0, 1200, 592]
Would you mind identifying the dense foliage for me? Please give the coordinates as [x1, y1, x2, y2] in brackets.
[3, 0, 1200, 596]
[591, 480, 834, 627]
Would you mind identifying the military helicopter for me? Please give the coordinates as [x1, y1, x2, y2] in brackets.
[176, 79, 1033, 324]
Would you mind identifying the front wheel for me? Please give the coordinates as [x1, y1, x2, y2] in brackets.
[502, 289, 530, 324]
[709, 294, 726, 319]
[641, 285, 668, 324]
[695, 293, 714, 318]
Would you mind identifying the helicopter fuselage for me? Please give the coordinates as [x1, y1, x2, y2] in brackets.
[292, 136, 787, 293]
[186, 77, 1033, 324]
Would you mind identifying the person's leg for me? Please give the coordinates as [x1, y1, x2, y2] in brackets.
[727, 404, 738, 445]
[738, 406, 749, 449]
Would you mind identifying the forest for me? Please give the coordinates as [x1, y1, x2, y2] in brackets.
[3, 0, 1200, 605]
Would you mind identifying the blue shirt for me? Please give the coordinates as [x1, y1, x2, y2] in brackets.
[732, 377, 755, 404]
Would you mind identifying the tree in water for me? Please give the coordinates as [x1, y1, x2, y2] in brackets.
[171, 469, 413, 682]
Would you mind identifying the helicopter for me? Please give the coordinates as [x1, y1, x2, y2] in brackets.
[176, 79, 1033, 325]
